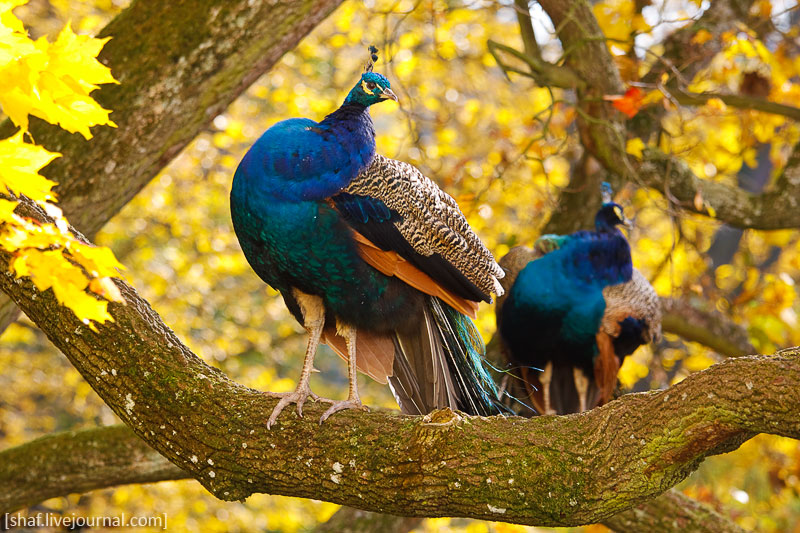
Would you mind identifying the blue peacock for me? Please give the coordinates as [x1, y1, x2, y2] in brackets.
[230, 47, 505, 427]
[496, 184, 661, 415]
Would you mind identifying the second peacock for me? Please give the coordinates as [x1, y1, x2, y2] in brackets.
[496, 183, 661, 416]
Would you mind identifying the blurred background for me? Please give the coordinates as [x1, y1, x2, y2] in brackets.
[2, 0, 800, 531]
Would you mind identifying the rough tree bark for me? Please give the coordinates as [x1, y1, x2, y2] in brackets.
[0, 199, 796, 528]
[0, 425, 187, 513]
[0, 0, 344, 332]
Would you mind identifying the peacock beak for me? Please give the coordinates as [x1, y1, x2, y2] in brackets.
[380, 88, 398, 102]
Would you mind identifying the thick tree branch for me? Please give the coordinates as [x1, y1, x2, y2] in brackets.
[603, 489, 746, 533]
[632, 143, 800, 230]
[0, 425, 188, 513]
[316, 487, 745, 532]
[0, 423, 743, 533]
[0, 199, 796, 527]
[0, 0, 344, 332]
[313, 508, 423, 533]
[661, 298, 756, 357]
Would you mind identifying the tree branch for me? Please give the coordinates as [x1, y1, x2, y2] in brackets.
[636, 143, 800, 230]
[661, 298, 756, 357]
[0, 424, 744, 533]
[0, 0, 344, 332]
[487, 40, 584, 89]
[312, 508, 423, 533]
[666, 88, 800, 122]
[603, 489, 746, 533]
[0, 198, 796, 527]
[0, 425, 188, 513]
[513, 0, 540, 59]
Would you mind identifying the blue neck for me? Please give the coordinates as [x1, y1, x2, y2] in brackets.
[321, 102, 371, 127]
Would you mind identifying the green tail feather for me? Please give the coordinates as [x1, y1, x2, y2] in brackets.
[428, 297, 508, 416]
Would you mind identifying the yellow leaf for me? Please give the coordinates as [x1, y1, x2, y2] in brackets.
[0, 18, 117, 138]
[641, 89, 664, 106]
[632, 14, 651, 33]
[626, 137, 645, 159]
[11, 248, 115, 327]
[691, 29, 713, 45]
[69, 242, 125, 277]
[0, 1, 26, 35]
[0, 198, 17, 220]
[49, 275, 115, 331]
[706, 97, 727, 111]
[0, 132, 60, 201]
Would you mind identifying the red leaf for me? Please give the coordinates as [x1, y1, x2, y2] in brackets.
[604, 87, 645, 118]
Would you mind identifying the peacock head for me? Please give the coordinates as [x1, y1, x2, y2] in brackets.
[344, 71, 398, 107]
[595, 202, 632, 231]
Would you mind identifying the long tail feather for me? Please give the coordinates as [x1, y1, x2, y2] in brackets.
[388, 296, 506, 416]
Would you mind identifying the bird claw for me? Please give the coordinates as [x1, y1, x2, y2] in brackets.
[264, 387, 334, 429]
[319, 398, 369, 425]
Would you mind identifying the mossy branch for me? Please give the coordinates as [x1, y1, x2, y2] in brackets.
[0, 425, 188, 513]
[0, 423, 743, 532]
[0, 198, 796, 527]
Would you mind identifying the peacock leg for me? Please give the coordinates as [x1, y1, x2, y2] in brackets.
[540, 362, 556, 415]
[266, 290, 333, 429]
[573, 367, 590, 412]
[320, 320, 369, 423]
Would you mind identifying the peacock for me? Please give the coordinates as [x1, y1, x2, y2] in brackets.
[230, 47, 505, 427]
[496, 184, 661, 416]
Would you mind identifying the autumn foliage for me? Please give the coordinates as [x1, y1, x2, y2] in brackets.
[0, 0, 122, 327]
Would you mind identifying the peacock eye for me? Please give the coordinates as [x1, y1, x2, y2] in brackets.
[366, 82, 377, 91]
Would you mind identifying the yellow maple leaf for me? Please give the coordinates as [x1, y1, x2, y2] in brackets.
[70, 242, 126, 278]
[0, 198, 17, 220]
[0, 0, 26, 34]
[0, 131, 60, 201]
[691, 29, 713, 45]
[0, 16, 117, 138]
[54, 283, 114, 331]
[48, 23, 116, 89]
[626, 137, 645, 159]
[12, 248, 115, 329]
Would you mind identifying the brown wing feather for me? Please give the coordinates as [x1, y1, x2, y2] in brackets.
[352, 231, 479, 319]
[593, 331, 620, 407]
[321, 327, 394, 384]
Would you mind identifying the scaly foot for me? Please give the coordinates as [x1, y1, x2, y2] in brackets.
[265, 385, 333, 429]
[319, 398, 369, 425]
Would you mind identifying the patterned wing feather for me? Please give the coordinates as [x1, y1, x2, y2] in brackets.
[344, 155, 504, 301]
[601, 268, 662, 342]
